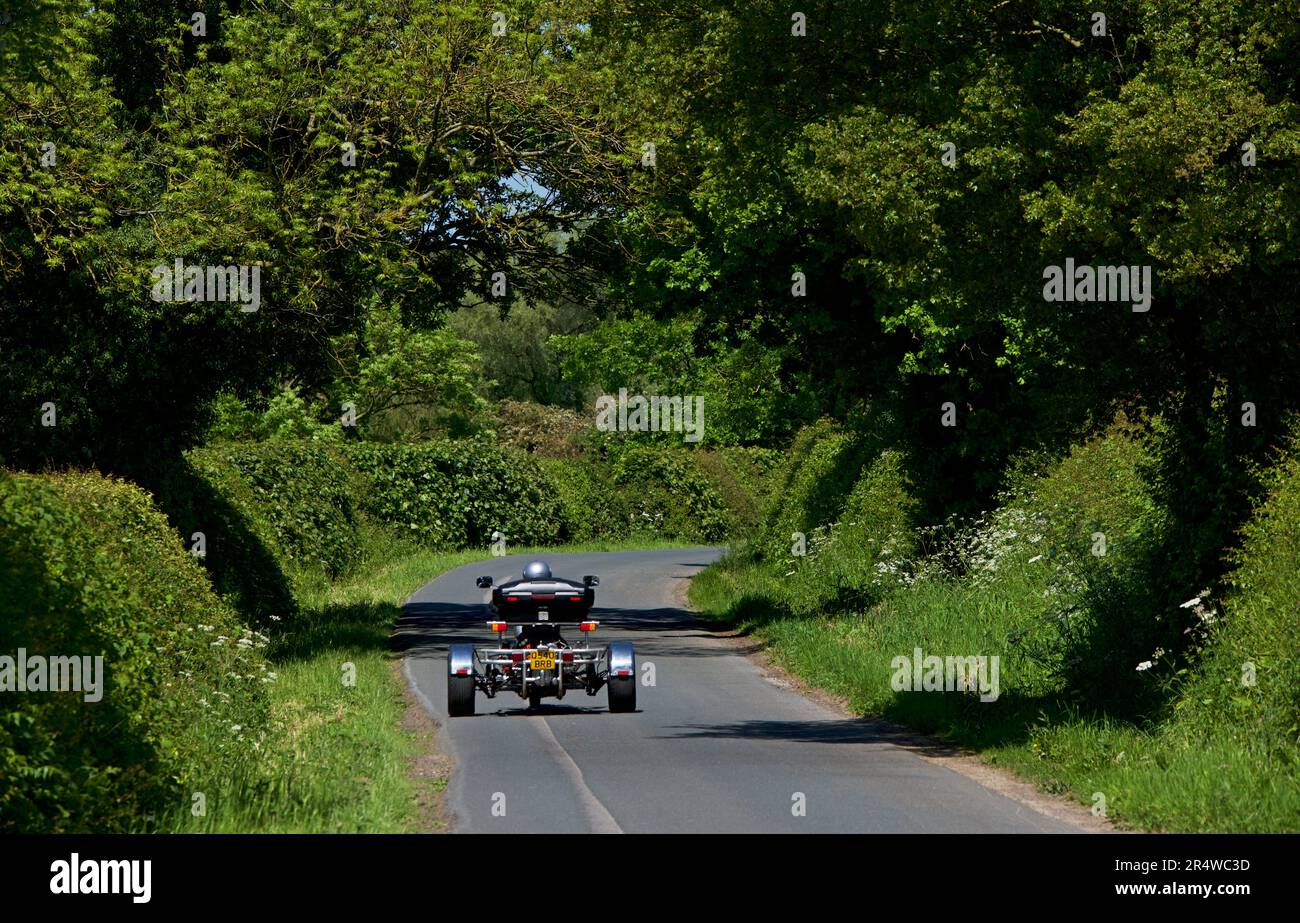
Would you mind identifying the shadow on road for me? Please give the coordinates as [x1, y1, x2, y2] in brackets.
[395, 600, 750, 661]
[482, 703, 628, 717]
[650, 718, 966, 757]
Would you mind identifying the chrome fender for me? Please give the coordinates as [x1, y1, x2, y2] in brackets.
[447, 643, 476, 677]
[607, 641, 635, 680]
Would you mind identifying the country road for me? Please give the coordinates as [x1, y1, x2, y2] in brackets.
[398, 548, 1084, 834]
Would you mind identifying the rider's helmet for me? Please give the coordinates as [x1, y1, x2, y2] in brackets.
[522, 560, 552, 580]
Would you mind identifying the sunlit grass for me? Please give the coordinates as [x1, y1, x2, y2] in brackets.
[167, 536, 698, 833]
[690, 548, 1300, 833]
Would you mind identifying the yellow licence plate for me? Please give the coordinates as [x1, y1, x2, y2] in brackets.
[528, 651, 556, 671]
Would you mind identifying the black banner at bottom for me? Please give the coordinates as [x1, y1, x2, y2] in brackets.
[0, 833, 1290, 909]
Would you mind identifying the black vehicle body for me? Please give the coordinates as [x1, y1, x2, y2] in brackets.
[449, 567, 634, 715]
[480, 572, 598, 622]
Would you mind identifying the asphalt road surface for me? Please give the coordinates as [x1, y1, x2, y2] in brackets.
[399, 548, 1082, 833]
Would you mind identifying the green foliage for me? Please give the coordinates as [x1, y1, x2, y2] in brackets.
[551, 312, 700, 400]
[493, 400, 590, 458]
[1180, 420, 1300, 759]
[787, 449, 919, 613]
[188, 441, 363, 580]
[148, 441, 364, 630]
[153, 428, 769, 632]
[258, 387, 344, 443]
[581, 0, 1300, 587]
[449, 297, 595, 406]
[694, 431, 919, 619]
[0, 471, 269, 832]
[757, 419, 875, 563]
[988, 420, 1170, 706]
[205, 393, 264, 443]
[205, 386, 350, 444]
[344, 440, 565, 549]
[332, 304, 491, 441]
[0, 0, 630, 471]
[341, 424, 762, 549]
[550, 311, 812, 444]
[537, 457, 632, 543]
[608, 443, 730, 542]
[754, 419, 1172, 702]
[7, 0, 1299, 836]
[691, 445, 782, 536]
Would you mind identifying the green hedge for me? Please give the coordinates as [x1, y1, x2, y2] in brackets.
[986, 421, 1169, 705]
[1181, 425, 1300, 759]
[148, 441, 364, 628]
[0, 472, 269, 832]
[693, 446, 782, 536]
[757, 419, 875, 563]
[609, 444, 730, 542]
[143, 435, 770, 636]
[785, 448, 918, 613]
[345, 438, 747, 550]
[142, 434, 772, 637]
[344, 440, 565, 549]
[537, 457, 632, 543]
[188, 442, 364, 578]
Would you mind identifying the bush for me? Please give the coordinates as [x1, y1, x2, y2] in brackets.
[0, 471, 269, 832]
[149, 441, 365, 628]
[1179, 422, 1300, 759]
[187, 441, 363, 580]
[538, 457, 632, 542]
[609, 444, 730, 542]
[786, 448, 918, 612]
[493, 400, 590, 458]
[757, 419, 874, 563]
[204, 387, 347, 444]
[344, 440, 565, 549]
[693, 446, 782, 536]
[990, 419, 1170, 706]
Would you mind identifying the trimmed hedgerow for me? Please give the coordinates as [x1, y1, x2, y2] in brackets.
[785, 448, 918, 613]
[343, 439, 565, 550]
[757, 418, 875, 563]
[0, 471, 269, 833]
[187, 441, 363, 579]
[537, 456, 632, 542]
[609, 444, 730, 542]
[148, 440, 364, 628]
[694, 445, 783, 536]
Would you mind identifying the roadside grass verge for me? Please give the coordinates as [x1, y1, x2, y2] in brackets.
[168, 535, 700, 833]
[693, 558, 1300, 832]
[689, 418, 1300, 833]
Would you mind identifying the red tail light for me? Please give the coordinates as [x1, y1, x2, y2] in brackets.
[579, 621, 598, 632]
[561, 652, 575, 663]
[487, 621, 507, 633]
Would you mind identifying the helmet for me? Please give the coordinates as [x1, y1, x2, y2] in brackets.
[522, 560, 552, 580]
